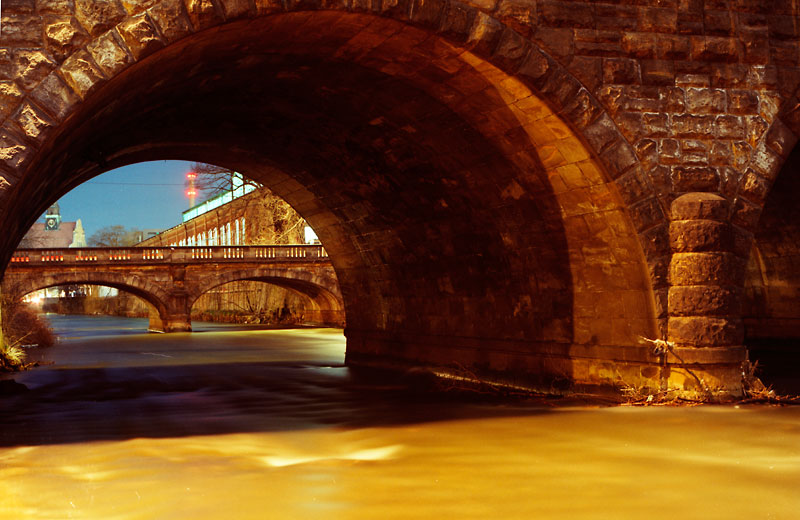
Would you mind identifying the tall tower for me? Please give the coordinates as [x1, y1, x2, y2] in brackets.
[44, 202, 61, 231]
[186, 171, 197, 208]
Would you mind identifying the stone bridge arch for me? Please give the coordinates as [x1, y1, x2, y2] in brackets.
[187, 267, 345, 326]
[3, 270, 172, 323]
[0, 1, 679, 393]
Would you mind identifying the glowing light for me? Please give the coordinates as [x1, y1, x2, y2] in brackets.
[186, 171, 197, 180]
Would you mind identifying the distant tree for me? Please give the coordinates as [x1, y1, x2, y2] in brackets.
[88, 225, 141, 247]
[190, 163, 306, 244]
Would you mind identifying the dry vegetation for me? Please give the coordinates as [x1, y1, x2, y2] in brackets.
[1, 298, 55, 371]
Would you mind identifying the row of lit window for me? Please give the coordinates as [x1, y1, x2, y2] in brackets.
[170, 218, 246, 247]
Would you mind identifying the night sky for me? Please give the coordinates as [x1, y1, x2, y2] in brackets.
[44, 161, 196, 240]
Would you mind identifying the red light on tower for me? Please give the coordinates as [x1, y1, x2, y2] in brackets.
[185, 171, 197, 208]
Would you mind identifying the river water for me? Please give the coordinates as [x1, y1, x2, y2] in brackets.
[1, 315, 799, 519]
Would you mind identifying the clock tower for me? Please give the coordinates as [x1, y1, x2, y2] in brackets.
[44, 203, 61, 231]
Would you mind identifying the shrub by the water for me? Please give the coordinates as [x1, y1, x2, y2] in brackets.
[0, 300, 55, 371]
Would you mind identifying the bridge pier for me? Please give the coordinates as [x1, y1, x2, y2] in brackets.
[666, 193, 748, 397]
[148, 314, 192, 333]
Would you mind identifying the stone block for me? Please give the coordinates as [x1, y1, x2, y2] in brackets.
[738, 169, 769, 204]
[538, 0, 594, 29]
[148, 0, 194, 43]
[628, 197, 665, 232]
[667, 316, 743, 347]
[765, 119, 798, 158]
[621, 32, 658, 59]
[669, 219, 731, 252]
[602, 57, 639, 84]
[638, 7, 678, 33]
[640, 59, 674, 85]
[668, 285, 741, 317]
[60, 50, 106, 98]
[582, 112, 618, 153]
[44, 16, 91, 63]
[670, 192, 728, 221]
[744, 115, 768, 147]
[75, 0, 128, 36]
[726, 89, 758, 114]
[614, 112, 642, 142]
[36, 0, 75, 14]
[495, 0, 537, 38]
[217, 0, 254, 18]
[12, 102, 54, 142]
[491, 27, 531, 73]
[87, 30, 132, 77]
[672, 113, 714, 138]
[676, 73, 710, 87]
[117, 12, 164, 59]
[709, 140, 732, 166]
[685, 87, 726, 113]
[670, 165, 719, 191]
[634, 138, 658, 170]
[703, 9, 734, 35]
[537, 67, 582, 112]
[0, 81, 24, 120]
[749, 143, 781, 181]
[659, 138, 680, 163]
[534, 26, 575, 59]
[14, 50, 56, 91]
[183, 0, 224, 30]
[439, 1, 477, 43]
[710, 63, 748, 88]
[731, 196, 761, 231]
[661, 86, 685, 112]
[615, 168, 649, 205]
[0, 14, 44, 46]
[669, 252, 743, 286]
[714, 114, 745, 139]
[409, 0, 446, 29]
[29, 72, 80, 121]
[690, 35, 739, 62]
[658, 34, 690, 60]
[561, 88, 603, 130]
[466, 12, 504, 58]
[0, 124, 31, 171]
[600, 138, 637, 178]
[740, 30, 770, 64]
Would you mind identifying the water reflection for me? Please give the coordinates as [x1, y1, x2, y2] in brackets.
[1, 316, 799, 519]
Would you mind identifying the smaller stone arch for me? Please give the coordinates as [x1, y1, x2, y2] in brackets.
[2, 270, 173, 329]
[187, 267, 344, 327]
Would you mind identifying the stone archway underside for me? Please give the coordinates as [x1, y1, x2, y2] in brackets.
[4, 272, 168, 317]
[6, 11, 659, 391]
[188, 268, 345, 326]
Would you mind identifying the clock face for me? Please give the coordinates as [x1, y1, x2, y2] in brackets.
[45, 217, 57, 230]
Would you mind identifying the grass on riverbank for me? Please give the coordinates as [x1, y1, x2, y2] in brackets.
[1, 300, 55, 372]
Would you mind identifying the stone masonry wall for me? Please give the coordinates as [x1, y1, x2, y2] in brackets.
[2, 0, 800, 394]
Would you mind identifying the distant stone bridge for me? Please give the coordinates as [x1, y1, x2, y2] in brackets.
[2, 245, 343, 332]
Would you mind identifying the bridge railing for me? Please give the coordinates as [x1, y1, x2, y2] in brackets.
[9, 245, 329, 265]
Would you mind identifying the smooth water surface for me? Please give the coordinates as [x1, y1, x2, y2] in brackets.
[1, 315, 799, 519]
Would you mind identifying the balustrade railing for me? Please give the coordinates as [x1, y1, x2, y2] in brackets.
[8, 245, 329, 266]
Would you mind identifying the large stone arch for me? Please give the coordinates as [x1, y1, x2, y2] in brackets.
[187, 267, 345, 326]
[0, 2, 665, 391]
[3, 270, 171, 318]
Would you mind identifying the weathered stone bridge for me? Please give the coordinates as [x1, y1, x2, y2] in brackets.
[3, 245, 343, 331]
[2, 0, 800, 396]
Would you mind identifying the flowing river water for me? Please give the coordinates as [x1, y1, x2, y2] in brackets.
[1, 315, 799, 519]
